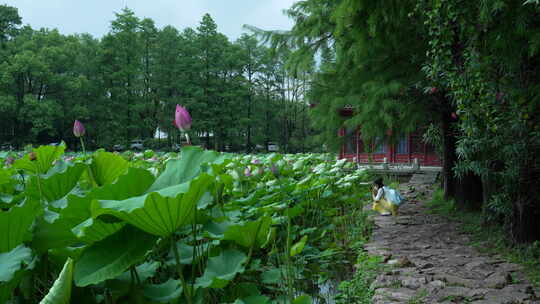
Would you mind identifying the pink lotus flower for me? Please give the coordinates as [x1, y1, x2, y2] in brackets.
[251, 159, 261, 164]
[175, 105, 192, 131]
[429, 87, 438, 94]
[244, 167, 252, 177]
[73, 120, 85, 137]
[5, 156, 15, 166]
[270, 164, 279, 176]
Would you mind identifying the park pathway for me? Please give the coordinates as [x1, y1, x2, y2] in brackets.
[364, 177, 539, 304]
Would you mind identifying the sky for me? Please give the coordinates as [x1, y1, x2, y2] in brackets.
[2, 0, 297, 41]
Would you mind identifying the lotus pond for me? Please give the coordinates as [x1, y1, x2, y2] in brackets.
[0, 145, 374, 304]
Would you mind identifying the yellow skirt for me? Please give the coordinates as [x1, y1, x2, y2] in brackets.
[372, 198, 398, 216]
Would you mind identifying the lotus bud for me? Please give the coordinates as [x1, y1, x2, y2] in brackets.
[73, 120, 85, 137]
[451, 112, 458, 120]
[251, 159, 261, 165]
[429, 87, 438, 94]
[29, 152, 37, 161]
[244, 167, 252, 177]
[174, 105, 192, 131]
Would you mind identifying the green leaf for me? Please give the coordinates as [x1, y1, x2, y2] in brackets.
[0, 245, 33, 283]
[223, 216, 272, 249]
[72, 218, 126, 244]
[196, 249, 247, 289]
[0, 199, 40, 253]
[74, 225, 157, 287]
[234, 296, 270, 304]
[13, 144, 65, 174]
[148, 146, 223, 192]
[92, 174, 213, 237]
[143, 279, 182, 303]
[167, 242, 211, 265]
[90, 151, 129, 186]
[32, 210, 80, 253]
[39, 258, 74, 304]
[293, 295, 313, 304]
[33, 168, 154, 251]
[261, 268, 282, 285]
[27, 160, 85, 202]
[290, 235, 308, 257]
[115, 261, 160, 282]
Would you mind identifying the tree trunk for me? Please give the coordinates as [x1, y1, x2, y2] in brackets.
[511, 148, 540, 243]
[441, 110, 457, 200]
[454, 172, 483, 211]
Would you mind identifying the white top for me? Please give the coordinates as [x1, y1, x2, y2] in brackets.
[374, 187, 384, 201]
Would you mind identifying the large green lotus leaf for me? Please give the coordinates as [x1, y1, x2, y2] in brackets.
[72, 218, 126, 244]
[60, 167, 155, 223]
[13, 143, 65, 174]
[0, 199, 40, 253]
[92, 174, 213, 237]
[26, 160, 85, 202]
[203, 220, 233, 238]
[148, 146, 224, 192]
[33, 168, 154, 251]
[90, 151, 130, 186]
[223, 216, 272, 249]
[32, 210, 80, 253]
[0, 169, 14, 187]
[39, 258, 73, 304]
[143, 279, 182, 303]
[74, 225, 157, 287]
[0, 245, 33, 283]
[196, 249, 247, 289]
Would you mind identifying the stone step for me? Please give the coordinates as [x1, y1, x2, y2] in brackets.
[409, 172, 439, 184]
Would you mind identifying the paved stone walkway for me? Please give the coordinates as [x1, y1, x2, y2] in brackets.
[364, 182, 539, 304]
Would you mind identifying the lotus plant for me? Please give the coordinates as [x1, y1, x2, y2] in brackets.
[73, 120, 87, 153]
[175, 104, 192, 145]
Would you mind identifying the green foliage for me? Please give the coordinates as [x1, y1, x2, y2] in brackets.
[0, 148, 374, 303]
[73, 225, 157, 287]
[196, 249, 247, 289]
[0, 199, 40, 252]
[334, 252, 383, 304]
[0, 6, 312, 153]
[39, 258, 74, 304]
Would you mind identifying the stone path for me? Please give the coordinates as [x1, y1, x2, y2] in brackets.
[364, 182, 539, 304]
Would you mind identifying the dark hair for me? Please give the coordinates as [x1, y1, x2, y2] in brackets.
[373, 177, 384, 189]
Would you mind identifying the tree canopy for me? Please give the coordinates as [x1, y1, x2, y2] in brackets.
[0, 7, 313, 153]
[262, 0, 540, 243]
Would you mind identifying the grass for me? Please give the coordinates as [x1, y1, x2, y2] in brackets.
[333, 252, 385, 304]
[426, 188, 540, 286]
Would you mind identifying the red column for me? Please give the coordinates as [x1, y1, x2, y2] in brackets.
[356, 129, 360, 163]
